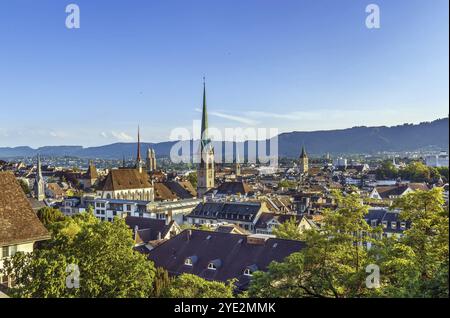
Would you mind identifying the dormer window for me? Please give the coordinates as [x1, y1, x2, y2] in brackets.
[371, 220, 378, 227]
[244, 264, 258, 276]
[184, 255, 197, 266]
[208, 263, 217, 270]
[208, 259, 222, 270]
[382, 221, 387, 229]
[244, 268, 252, 276]
[400, 222, 406, 230]
[391, 222, 397, 229]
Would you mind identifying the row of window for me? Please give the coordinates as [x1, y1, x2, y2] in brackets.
[184, 258, 254, 276]
[368, 219, 407, 230]
[191, 218, 252, 230]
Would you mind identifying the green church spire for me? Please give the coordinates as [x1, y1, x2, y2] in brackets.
[200, 77, 210, 150]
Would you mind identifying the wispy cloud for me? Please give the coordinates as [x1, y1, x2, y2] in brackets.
[245, 109, 401, 122]
[195, 108, 259, 125]
[100, 131, 134, 142]
[245, 111, 321, 121]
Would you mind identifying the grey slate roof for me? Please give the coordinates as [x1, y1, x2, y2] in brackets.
[188, 201, 262, 222]
[148, 229, 306, 290]
[125, 216, 172, 242]
[365, 209, 410, 234]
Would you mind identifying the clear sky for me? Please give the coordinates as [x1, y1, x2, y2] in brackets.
[0, 0, 448, 147]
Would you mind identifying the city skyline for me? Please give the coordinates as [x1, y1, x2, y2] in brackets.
[0, 0, 448, 148]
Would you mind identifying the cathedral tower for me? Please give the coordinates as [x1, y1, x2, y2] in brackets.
[146, 148, 157, 172]
[299, 146, 309, 174]
[197, 79, 215, 198]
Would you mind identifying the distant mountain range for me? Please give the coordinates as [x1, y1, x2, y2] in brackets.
[1, 118, 448, 159]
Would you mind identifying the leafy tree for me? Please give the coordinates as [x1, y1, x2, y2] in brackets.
[272, 217, 305, 241]
[164, 274, 234, 298]
[36, 207, 65, 228]
[187, 172, 197, 188]
[18, 179, 30, 195]
[374, 188, 449, 297]
[249, 191, 380, 298]
[436, 166, 449, 183]
[153, 267, 173, 298]
[400, 161, 431, 182]
[375, 160, 399, 180]
[278, 180, 297, 189]
[1, 213, 156, 298]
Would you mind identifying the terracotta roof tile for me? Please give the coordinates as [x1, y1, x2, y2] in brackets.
[0, 172, 50, 246]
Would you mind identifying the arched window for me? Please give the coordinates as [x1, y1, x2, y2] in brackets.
[106, 193, 111, 199]
[184, 258, 193, 266]
[243, 268, 252, 276]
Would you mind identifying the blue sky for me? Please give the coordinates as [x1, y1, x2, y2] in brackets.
[0, 0, 448, 147]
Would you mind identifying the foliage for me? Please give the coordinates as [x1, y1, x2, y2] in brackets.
[375, 160, 399, 180]
[436, 166, 449, 183]
[36, 207, 65, 228]
[272, 217, 305, 241]
[376, 160, 448, 183]
[373, 188, 449, 297]
[1, 213, 156, 298]
[250, 191, 380, 298]
[163, 274, 234, 298]
[153, 267, 173, 298]
[187, 172, 197, 188]
[249, 189, 449, 298]
[278, 179, 297, 189]
[18, 179, 31, 195]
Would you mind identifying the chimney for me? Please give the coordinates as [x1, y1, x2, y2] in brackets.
[134, 225, 139, 241]
[187, 229, 192, 241]
[157, 232, 162, 240]
[166, 210, 173, 225]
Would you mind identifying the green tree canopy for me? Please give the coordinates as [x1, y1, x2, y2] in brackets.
[272, 217, 305, 241]
[18, 179, 30, 195]
[163, 274, 234, 298]
[187, 172, 197, 188]
[36, 207, 66, 228]
[373, 188, 449, 297]
[1, 212, 156, 298]
[249, 191, 380, 298]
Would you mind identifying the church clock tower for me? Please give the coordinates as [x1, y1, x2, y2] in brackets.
[299, 146, 309, 174]
[197, 79, 215, 198]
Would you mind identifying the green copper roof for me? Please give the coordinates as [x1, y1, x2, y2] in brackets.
[200, 79, 211, 150]
[300, 146, 307, 158]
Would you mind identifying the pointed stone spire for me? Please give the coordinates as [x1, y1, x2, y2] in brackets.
[136, 125, 142, 163]
[200, 77, 210, 152]
[34, 153, 45, 201]
[37, 153, 43, 179]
